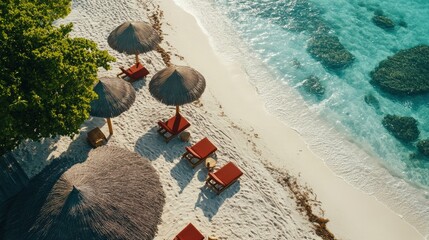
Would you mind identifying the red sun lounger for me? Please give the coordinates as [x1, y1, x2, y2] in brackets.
[182, 137, 217, 168]
[173, 223, 204, 240]
[157, 113, 191, 143]
[206, 162, 243, 195]
[117, 62, 149, 81]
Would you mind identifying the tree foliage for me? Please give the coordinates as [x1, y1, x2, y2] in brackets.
[0, 0, 115, 155]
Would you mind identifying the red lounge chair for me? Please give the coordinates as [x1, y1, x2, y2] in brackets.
[173, 223, 204, 240]
[182, 137, 217, 168]
[117, 62, 149, 81]
[157, 113, 191, 143]
[206, 162, 243, 195]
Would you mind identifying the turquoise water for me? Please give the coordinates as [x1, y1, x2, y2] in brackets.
[173, 0, 429, 234]
[210, 0, 429, 187]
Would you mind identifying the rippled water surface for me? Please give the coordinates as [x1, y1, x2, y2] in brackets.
[173, 0, 429, 234]
[209, 0, 429, 185]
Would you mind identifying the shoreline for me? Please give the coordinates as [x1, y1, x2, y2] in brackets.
[155, 0, 425, 239]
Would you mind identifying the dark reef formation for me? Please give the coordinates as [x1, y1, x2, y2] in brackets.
[382, 114, 419, 142]
[302, 75, 325, 96]
[242, 0, 354, 70]
[398, 20, 407, 28]
[417, 140, 429, 157]
[370, 45, 429, 95]
[307, 34, 355, 69]
[364, 93, 381, 113]
[372, 14, 395, 30]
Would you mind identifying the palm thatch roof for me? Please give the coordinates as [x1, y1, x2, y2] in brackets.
[90, 77, 136, 118]
[149, 65, 206, 106]
[3, 146, 165, 240]
[107, 21, 161, 55]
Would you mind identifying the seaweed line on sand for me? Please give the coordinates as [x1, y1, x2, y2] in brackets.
[225, 113, 336, 239]
[147, 5, 172, 66]
[266, 165, 336, 240]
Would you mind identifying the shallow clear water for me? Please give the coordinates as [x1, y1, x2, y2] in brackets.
[210, 0, 429, 186]
[172, 0, 429, 235]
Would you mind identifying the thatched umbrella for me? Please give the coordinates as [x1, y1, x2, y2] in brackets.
[3, 146, 165, 240]
[149, 65, 206, 114]
[90, 77, 136, 135]
[108, 21, 161, 64]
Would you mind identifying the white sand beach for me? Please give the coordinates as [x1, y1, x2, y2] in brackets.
[11, 0, 425, 239]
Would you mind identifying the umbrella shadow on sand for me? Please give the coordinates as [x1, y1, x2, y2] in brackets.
[11, 137, 60, 177]
[194, 183, 241, 221]
[57, 117, 109, 162]
[15, 124, 95, 186]
[58, 128, 95, 162]
[10, 118, 102, 178]
[134, 126, 189, 162]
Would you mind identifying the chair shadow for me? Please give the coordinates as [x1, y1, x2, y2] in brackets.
[194, 181, 241, 221]
[169, 159, 203, 193]
[196, 167, 209, 182]
[130, 76, 148, 91]
[134, 127, 190, 163]
[170, 152, 218, 193]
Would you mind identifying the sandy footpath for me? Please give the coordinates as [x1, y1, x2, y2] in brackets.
[10, 0, 424, 239]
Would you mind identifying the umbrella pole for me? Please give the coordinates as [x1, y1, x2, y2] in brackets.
[107, 118, 113, 135]
[176, 106, 179, 115]
[135, 54, 139, 64]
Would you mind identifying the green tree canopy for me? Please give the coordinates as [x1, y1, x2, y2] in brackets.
[0, 0, 115, 155]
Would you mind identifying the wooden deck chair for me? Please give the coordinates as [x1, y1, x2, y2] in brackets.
[173, 223, 204, 240]
[206, 162, 243, 195]
[87, 127, 107, 148]
[117, 62, 149, 81]
[157, 113, 191, 143]
[182, 137, 217, 168]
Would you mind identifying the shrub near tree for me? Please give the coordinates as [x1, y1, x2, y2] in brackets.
[0, 0, 115, 155]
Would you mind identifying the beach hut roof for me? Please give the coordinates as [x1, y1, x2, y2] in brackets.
[149, 65, 206, 106]
[3, 146, 165, 240]
[107, 21, 161, 55]
[90, 77, 136, 118]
